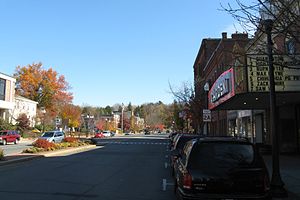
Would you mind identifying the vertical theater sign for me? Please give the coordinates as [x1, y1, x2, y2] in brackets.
[208, 68, 236, 110]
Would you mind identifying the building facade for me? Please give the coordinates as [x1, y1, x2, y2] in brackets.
[0, 72, 16, 123]
[193, 32, 250, 136]
[194, 15, 300, 153]
[12, 95, 38, 127]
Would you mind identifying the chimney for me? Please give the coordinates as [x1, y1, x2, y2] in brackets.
[222, 32, 227, 39]
[231, 32, 248, 40]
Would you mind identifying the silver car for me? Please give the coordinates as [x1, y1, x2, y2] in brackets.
[102, 131, 112, 137]
[40, 131, 65, 143]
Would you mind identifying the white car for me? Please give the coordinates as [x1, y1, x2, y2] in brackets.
[40, 131, 65, 143]
[102, 131, 112, 137]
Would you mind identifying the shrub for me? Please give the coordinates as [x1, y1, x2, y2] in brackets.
[33, 139, 56, 149]
[16, 113, 30, 133]
[63, 137, 78, 143]
[0, 118, 15, 131]
[0, 148, 4, 160]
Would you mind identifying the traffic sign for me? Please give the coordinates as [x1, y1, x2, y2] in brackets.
[203, 109, 211, 122]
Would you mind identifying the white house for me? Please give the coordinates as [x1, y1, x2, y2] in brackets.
[12, 95, 38, 127]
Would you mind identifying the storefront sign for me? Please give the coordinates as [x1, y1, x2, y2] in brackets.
[208, 68, 235, 110]
[237, 110, 252, 118]
[247, 55, 300, 92]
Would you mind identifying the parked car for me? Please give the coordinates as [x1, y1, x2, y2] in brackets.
[39, 131, 65, 143]
[144, 129, 150, 135]
[169, 133, 182, 150]
[102, 130, 112, 137]
[173, 137, 270, 200]
[170, 134, 201, 174]
[0, 130, 21, 145]
[94, 132, 105, 138]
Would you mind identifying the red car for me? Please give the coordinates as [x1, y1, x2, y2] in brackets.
[0, 130, 21, 145]
[94, 132, 105, 138]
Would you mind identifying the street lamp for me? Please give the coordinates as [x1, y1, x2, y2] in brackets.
[40, 107, 46, 133]
[121, 103, 124, 133]
[203, 82, 210, 135]
[262, 6, 287, 198]
[105, 118, 109, 130]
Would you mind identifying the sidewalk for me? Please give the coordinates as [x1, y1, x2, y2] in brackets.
[263, 155, 300, 199]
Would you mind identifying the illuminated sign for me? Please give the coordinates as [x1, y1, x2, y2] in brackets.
[208, 68, 235, 110]
[211, 78, 230, 102]
[247, 55, 300, 92]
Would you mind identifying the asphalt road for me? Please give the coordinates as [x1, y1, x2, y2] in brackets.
[0, 135, 175, 200]
[1, 139, 34, 155]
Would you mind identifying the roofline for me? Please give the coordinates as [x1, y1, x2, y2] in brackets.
[0, 72, 16, 81]
[15, 95, 38, 104]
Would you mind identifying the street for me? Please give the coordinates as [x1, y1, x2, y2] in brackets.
[0, 135, 175, 200]
[1, 139, 34, 156]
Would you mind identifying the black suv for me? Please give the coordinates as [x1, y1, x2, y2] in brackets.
[173, 137, 270, 200]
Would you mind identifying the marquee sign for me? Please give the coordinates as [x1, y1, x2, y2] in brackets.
[247, 55, 300, 92]
[208, 68, 235, 110]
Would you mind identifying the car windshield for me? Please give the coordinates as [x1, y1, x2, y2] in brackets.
[0, 132, 7, 136]
[42, 132, 54, 137]
[189, 142, 254, 170]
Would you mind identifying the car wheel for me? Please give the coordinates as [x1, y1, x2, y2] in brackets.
[52, 140, 55, 143]
[14, 139, 19, 144]
[2, 139, 7, 145]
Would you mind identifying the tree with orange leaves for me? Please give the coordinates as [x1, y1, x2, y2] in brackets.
[14, 62, 73, 117]
[60, 104, 82, 128]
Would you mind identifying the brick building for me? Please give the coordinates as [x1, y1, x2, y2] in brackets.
[193, 32, 250, 136]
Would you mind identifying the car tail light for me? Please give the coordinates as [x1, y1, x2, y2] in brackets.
[183, 172, 192, 189]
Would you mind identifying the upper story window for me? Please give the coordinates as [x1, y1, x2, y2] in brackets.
[0, 78, 6, 101]
[286, 38, 296, 55]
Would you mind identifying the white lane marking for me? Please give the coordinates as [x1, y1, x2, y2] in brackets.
[164, 162, 168, 168]
[165, 155, 168, 158]
[162, 179, 167, 191]
[162, 179, 175, 191]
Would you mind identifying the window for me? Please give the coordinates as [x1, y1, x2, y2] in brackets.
[189, 142, 254, 170]
[181, 141, 194, 166]
[0, 78, 5, 101]
[286, 38, 296, 55]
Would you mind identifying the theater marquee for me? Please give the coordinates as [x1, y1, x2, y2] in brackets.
[247, 55, 300, 92]
[208, 68, 235, 110]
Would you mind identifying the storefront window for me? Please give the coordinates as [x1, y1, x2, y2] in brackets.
[228, 119, 237, 136]
[0, 78, 6, 101]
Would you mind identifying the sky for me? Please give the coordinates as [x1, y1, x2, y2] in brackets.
[0, 0, 246, 107]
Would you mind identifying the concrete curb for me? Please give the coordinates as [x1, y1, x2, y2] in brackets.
[0, 144, 101, 166]
[0, 155, 44, 166]
[40, 145, 101, 157]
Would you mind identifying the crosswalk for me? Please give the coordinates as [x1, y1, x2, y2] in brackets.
[96, 141, 169, 145]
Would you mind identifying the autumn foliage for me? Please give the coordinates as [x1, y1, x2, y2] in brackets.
[14, 63, 73, 116]
[33, 138, 56, 150]
[60, 104, 82, 128]
[63, 137, 78, 143]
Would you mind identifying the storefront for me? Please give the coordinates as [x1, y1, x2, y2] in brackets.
[207, 60, 300, 152]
